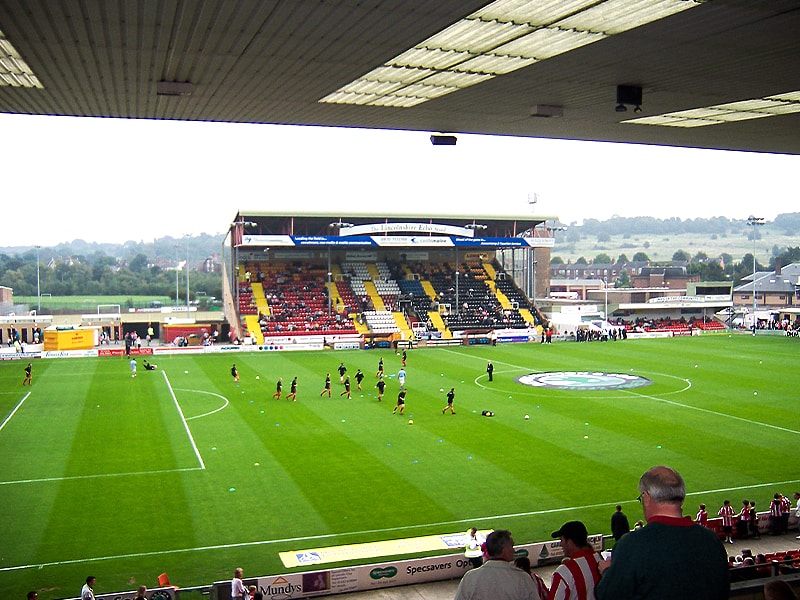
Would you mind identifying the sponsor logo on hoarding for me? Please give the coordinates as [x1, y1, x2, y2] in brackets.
[263, 575, 301, 597]
[407, 562, 452, 575]
[369, 566, 398, 580]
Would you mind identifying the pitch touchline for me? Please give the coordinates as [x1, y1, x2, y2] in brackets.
[4, 477, 798, 573]
[0, 467, 204, 487]
[163, 370, 206, 469]
[0, 391, 30, 433]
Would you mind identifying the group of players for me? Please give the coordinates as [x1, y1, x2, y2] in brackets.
[231, 348, 458, 416]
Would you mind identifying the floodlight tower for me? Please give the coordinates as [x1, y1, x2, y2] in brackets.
[746, 216, 765, 335]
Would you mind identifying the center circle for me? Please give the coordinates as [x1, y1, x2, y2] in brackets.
[516, 371, 653, 391]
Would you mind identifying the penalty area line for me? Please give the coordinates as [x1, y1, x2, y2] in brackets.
[162, 370, 206, 469]
[0, 467, 203, 487]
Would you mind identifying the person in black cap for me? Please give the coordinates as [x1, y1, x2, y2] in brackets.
[549, 520, 603, 600]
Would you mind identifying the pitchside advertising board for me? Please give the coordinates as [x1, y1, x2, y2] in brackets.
[212, 535, 602, 599]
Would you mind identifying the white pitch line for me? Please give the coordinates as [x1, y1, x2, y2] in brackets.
[3, 477, 798, 574]
[624, 387, 800, 436]
[0, 391, 30, 433]
[441, 350, 795, 433]
[0, 467, 203, 487]
[174, 388, 230, 420]
[162, 370, 206, 469]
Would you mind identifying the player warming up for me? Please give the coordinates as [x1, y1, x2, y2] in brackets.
[442, 388, 456, 414]
[340, 376, 351, 398]
[22, 362, 33, 385]
[320, 373, 332, 397]
[286, 376, 298, 401]
[375, 376, 386, 401]
[231, 363, 240, 382]
[392, 389, 406, 415]
[355, 368, 365, 391]
[272, 377, 283, 399]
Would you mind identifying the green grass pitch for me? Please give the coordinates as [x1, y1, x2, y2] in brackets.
[1, 334, 798, 599]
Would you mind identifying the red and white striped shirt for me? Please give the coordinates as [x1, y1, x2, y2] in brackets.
[739, 504, 750, 522]
[695, 509, 708, 527]
[548, 548, 602, 600]
[718, 503, 735, 527]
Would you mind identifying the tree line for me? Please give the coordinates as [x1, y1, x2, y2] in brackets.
[0, 234, 223, 302]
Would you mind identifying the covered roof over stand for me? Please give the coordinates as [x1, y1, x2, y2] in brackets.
[229, 209, 558, 250]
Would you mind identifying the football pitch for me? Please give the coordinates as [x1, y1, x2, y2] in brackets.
[1, 334, 798, 599]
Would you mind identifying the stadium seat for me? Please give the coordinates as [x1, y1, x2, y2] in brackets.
[158, 572, 178, 588]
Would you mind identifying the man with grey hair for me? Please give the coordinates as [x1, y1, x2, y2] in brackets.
[455, 529, 542, 600]
[596, 465, 729, 599]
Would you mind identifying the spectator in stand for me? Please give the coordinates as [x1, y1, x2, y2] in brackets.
[695, 503, 708, 527]
[781, 493, 792, 534]
[611, 505, 630, 544]
[770, 493, 784, 536]
[718, 500, 736, 544]
[596, 465, 729, 600]
[81, 576, 96, 600]
[231, 567, 247, 600]
[737, 499, 751, 540]
[749, 501, 761, 539]
[514, 556, 549, 600]
[795, 492, 800, 540]
[454, 529, 542, 600]
[548, 520, 602, 600]
[465, 527, 485, 569]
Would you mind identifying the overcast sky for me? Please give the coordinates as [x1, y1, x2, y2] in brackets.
[3, 113, 798, 248]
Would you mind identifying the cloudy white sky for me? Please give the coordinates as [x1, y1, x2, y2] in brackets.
[2, 113, 798, 248]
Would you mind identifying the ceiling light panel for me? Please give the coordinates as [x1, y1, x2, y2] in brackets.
[424, 19, 528, 53]
[320, 0, 704, 107]
[497, 27, 606, 59]
[624, 89, 800, 127]
[0, 29, 43, 89]
[472, 0, 599, 26]
[557, 0, 699, 35]
[453, 54, 532, 75]
[391, 48, 469, 70]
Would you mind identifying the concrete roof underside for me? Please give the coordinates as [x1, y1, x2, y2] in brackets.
[1, 1, 799, 155]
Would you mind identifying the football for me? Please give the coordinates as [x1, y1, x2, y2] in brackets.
[524, 414, 530, 420]
[255, 375, 260, 380]
[408, 419, 414, 425]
